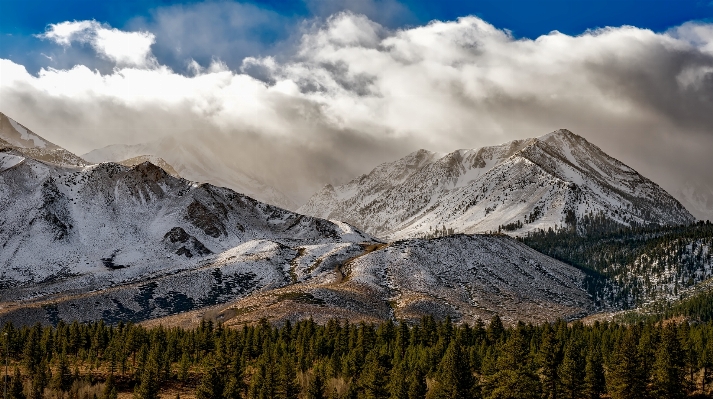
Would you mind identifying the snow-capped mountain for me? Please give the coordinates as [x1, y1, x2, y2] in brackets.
[299, 129, 695, 240]
[0, 112, 86, 167]
[83, 138, 296, 210]
[143, 234, 594, 327]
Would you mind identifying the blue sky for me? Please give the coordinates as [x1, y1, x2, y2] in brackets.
[2, 0, 712, 74]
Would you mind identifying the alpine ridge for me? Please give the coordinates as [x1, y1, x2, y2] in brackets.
[298, 129, 695, 240]
[0, 114, 599, 327]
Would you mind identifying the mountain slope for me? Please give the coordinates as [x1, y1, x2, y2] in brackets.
[0, 149, 371, 313]
[0, 112, 86, 167]
[139, 234, 595, 327]
[83, 139, 296, 210]
[299, 129, 694, 239]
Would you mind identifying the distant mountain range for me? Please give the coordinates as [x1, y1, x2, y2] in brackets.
[83, 139, 296, 210]
[299, 129, 694, 240]
[0, 112, 598, 326]
[0, 112, 703, 327]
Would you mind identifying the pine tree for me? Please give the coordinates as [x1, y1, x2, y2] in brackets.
[431, 341, 475, 399]
[406, 368, 426, 399]
[483, 330, 540, 399]
[559, 341, 584, 399]
[306, 370, 326, 399]
[276, 356, 299, 399]
[196, 367, 225, 399]
[133, 364, 159, 399]
[583, 349, 605, 399]
[9, 367, 26, 399]
[650, 325, 685, 399]
[538, 327, 559, 399]
[357, 351, 388, 399]
[103, 374, 118, 399]
[606, 330, 645, 399]
[387, 362, 408, 399]
[52, 351, 73, 394]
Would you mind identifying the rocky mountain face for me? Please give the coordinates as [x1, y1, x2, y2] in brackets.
[0, 148, 594, 326]
[0, 115, 598, 327]
[175, 234, 594, 328]
[299, 129, 695, 240]
[83, 138, 296, 210]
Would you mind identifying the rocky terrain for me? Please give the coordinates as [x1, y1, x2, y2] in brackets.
[0, 113, 597, 326]
[299, 129, 694, 240]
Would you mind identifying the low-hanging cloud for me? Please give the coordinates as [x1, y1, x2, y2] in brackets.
[2, 12, 713, 218]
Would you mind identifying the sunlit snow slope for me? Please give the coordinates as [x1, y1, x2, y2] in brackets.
[299, 129, 694, 239]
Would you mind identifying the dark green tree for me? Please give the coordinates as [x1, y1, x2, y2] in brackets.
[431, 341, 476, 399]
[606, 330, 646, 399]
[196, 367, 225, 399]
[8, 367, 26, 399]
[650, 325, 685, 399]
[559, 340, 584, 399]
[583, 349, 605, 399]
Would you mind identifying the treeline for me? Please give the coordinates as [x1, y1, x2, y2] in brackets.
[522, 220, 713, 308]
[3, 316, 713, 399]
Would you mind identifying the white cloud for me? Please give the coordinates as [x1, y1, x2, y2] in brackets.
[4, 13, 713, 214]
[39, 20, 156, 68]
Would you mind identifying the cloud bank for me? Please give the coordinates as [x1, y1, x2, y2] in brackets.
[2, 11, 713, 218]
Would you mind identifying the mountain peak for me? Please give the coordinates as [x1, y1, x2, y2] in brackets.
[299, 128, 694, 239]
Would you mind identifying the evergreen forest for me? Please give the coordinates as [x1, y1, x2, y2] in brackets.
[3, 316, 713, 399]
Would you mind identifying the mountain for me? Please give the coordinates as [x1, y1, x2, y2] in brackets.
[117, 155, 181, 178]
[523, 222, 713, 309]
[0, 145, 374, 324]
[143, 234, 594, 328]
[0, 146, 595, 326]
[0, 112, 86, 167]
[0, 115, 597, 326]
[299, 129, 695, 240]
[83, 139, 296, 210]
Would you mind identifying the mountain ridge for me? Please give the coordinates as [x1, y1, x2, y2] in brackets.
[299, 129, 694, 240]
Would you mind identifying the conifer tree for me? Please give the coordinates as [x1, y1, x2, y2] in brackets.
[406, 368, 426, 399]
[538, 327, 559, 399]
[387, 362, 408, 399]
[306, 370, 326, 399]
[103, 374, 118, 399]
[134, 362, 159, 399]
[432, 341, 476, 399]
[357, 352, 388, 398]
[276, 355, 299, 399]
[559, 341, 584, 399]
[606, 330, 645, 399]
[650, 325, 685, 399]
[9, 367, 26, 399]
[583, 349, 605, 399]
[51, 351, 72, 394]
[196, 367, 225, 399]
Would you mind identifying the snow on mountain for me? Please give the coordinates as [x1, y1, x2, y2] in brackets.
[0, 112, 86, 167]
[0, 150, 371, 301]
[151, 234, 594, 327]
[299, 129, 695, 240]
[83, 138, 296, 210]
